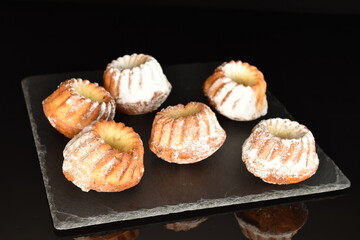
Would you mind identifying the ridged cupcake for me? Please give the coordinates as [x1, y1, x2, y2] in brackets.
[203, 60, 267, 121]
[103, 53, 172, 115]
[42, 78, 116, 138]
[149, 102, 226, 164]
[63, 120, 144, 192]
[242, 118, 319, 184]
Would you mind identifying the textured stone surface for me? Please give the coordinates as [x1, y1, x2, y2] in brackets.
[22, 62, 350, 230]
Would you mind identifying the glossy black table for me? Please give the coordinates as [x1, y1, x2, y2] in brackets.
[3, 2, 359, 239]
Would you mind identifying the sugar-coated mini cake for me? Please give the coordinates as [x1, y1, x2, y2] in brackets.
[242, 118, 319, 184]
[165, 217, 208, 232]
[203, 60, 267, 121]
[74, 229, 140, 240]
[63, 120, 144, 192]
[149, 102, 226, 164]
[42, 78, 116, 138]
[235, 203, 308, 240]
[103, 53, 172, 115]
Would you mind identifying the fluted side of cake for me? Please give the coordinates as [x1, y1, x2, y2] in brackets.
[103, 53, 172, 114]
[43, 78, 116, 138]
[63, 120, 144, 192]
[203, 61, 267, 121]
[149, 102, 226, 164]
[242, 118, 319, 184]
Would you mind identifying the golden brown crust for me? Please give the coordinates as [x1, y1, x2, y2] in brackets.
[235, 203, 308, 239]
[149, 102, 226, 164]
[42, 78, 115, 138]
[63, 120, 144, 192]
[203, 61, 267, 121]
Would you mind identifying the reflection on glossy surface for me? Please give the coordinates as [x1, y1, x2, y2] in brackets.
[72, 202, 311, 240]
[164, 217, 209, 232]
[234, 203, 308, 240]
[74, 229, 139, 240]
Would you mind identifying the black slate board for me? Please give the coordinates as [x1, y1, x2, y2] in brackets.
[22, 62, 350, 230]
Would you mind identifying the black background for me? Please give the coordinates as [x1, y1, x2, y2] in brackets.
[2, 0, 360, 239]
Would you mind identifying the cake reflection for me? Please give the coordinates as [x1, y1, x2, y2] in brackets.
[234, 203, 308, 240]
[74, 229, 139, 240]
[72, 203, 309, 239]
[164, 217, 209, 232]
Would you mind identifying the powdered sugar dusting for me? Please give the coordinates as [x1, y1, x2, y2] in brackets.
[66, 79, 115, 121]
[95, 102, 106, 121]
[101, 156, 118, 177]
[47, 116, 57, 128]
[104, 100, 115, 120]
[205, 61, 267, 121]
[63, 127, 95, 159]
[65, 97, 73, 105]
[63, 124, 107, 192]
[43, 78, 116, 138]
[109, 54, 171, 102]
[81, 101, 99, 120]
[242, 118, 319, 184]
[104, 53, 171, 114]
[149, 102, 226, 164]
[62, 121, 144, 192]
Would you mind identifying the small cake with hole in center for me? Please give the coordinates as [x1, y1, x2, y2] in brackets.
[42, 78, 116, 138]
[103, 53, 172, 115]
[242, 118, 319, 184]
[149, 102, 226, 164]
[63, 120, 144, 192]
[234, 203, 308, 240]
[203, 60, 267, 121]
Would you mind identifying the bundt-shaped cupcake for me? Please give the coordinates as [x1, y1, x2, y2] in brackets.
[42, 78, 116, 138]
[235, 203, 308, 240]
[165, 217, 208, 232]
[149, 102, 226, 164]
[63, 120, 144, 192]
[242, 118, 319, 184]
[203, 60, 267, 121]
[103, 53, 172, 115]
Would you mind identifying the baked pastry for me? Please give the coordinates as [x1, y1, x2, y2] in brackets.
[165, 217, 208, 232]
[203, 60, 267, 121]
[74, 229, 140, 240]
[149, 102, 226, 164]
[242, 118, 319, 184]
[63, 120, 144, 192]
[42, 78, 116, 138]
[103, 53, 172, 115]
[235, 203, 308, 240]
